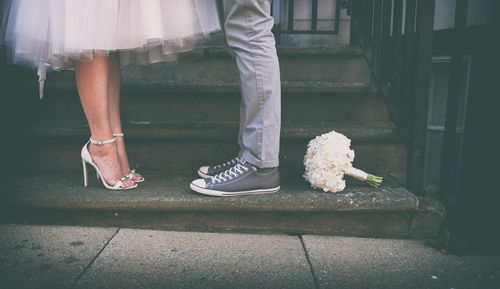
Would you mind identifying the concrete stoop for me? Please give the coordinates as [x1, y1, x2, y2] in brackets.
[0, 174, 445, 239]
[0, 45, 440, 239]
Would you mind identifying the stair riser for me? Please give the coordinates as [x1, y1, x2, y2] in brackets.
[0, 209, 413, 238]
[45, 53, 371, 88]
[8, 139, 406, 176]
[121, 54, 371, 86]
[37, 92, 390, 123]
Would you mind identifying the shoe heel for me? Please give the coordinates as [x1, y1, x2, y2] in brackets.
[81, 138, 137, 191]
[82, 159, 88, 187]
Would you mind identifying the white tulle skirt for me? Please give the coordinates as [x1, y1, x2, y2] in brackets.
[3, 0, 221, 70]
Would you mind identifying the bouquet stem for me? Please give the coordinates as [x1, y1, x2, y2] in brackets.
[366, 174, 383, 188]
[346, 167, 383, 188]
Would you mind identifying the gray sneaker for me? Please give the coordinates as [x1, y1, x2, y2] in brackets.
[197, 157, 241, 178]
[190, 159, 280, 197]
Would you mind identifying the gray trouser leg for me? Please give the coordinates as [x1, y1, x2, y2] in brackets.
[223, 0, 281, 168]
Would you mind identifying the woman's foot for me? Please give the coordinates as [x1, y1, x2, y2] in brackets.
[114, 136, 144, 183]
[88, 142, 136, 188]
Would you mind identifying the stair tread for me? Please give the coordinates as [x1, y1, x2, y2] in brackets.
[207, 45, 364, 56]
[46, 81, 380, 94]
[18, 120, 400, 142]
[46, 80, 379, 94]
[0, 174, 418, 213]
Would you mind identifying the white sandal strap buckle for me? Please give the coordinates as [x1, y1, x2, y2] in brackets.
[89, 137, 116, 145]
[111, 176, 132, 190]
[126, 169, 137, 178]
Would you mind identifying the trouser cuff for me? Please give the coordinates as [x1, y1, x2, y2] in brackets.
[239, 150, 279, 169]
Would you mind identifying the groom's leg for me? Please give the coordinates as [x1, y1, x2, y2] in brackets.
[189, 0, 281, 196]
[223, 0, 281, 169]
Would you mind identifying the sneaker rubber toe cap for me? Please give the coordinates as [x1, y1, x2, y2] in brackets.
[191, 178, 207, 189]
[197, 166, 210, 178]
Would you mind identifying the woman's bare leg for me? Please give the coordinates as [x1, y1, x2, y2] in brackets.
[75, 54, 134, 187]
[108, 53, 144, 181]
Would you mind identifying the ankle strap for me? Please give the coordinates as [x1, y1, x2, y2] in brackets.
[112, 132, 124, 137]
[89, 137, 116, 145]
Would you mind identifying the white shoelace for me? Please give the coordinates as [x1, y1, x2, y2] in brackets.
[213, 157, 240, 170]
[211, 163, 250, 183]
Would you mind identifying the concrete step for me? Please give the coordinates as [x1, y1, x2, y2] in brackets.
[0, 173, 444, 238]
[38, 83, 390, 123]
[7, 120, 406, 176]
[44, 47, 371, 91]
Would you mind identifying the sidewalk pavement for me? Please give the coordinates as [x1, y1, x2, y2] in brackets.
[0, 224, 498, 289]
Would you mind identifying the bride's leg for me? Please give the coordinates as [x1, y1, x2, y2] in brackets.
[75, 54, 135, 188]
[107, 53, 144, 181]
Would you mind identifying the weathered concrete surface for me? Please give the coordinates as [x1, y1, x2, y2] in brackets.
[37, 89, 390, 123]
[409, 197, 447, 239]
[0, 174, 424, 237]
[21, 120, 401, 142]
[1, 225, 497, 289]
[6, 137, 406, 176]
[303, 236, 500, 289]
[45, 47, 370, 90]
[10, 120, 406, 175]
[0, 174, 417, 213]
[74, 229, 316, 289]
[0, 225, 117, 289]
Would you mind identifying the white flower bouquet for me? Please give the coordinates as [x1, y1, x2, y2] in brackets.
[303, 130, 383, 193]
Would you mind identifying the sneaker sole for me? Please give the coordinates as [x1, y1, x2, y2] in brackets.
[190, 183, 280, 197]
[197, 169, 211, 179]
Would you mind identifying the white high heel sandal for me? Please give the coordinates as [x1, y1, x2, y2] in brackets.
[81, 137, 138, 190]
[113, 132, 145, 183]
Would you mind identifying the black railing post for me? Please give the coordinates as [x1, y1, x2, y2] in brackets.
[311, 0, 319, 31]
[389, 0, 404, 122]
[362, 0, 374, 64]
[399, 0, 417, 143]
[406, 0, 436, 192]
[287, 0, 295, 31]
[349, 0, 357, 45]
[440, 0, 469, 204]
[380, 0, 392, 84]
[371, 0, 383, 75]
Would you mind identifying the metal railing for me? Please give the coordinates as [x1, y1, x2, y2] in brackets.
[273, 0, 345, 35]
[217, 1, 349, 39]
[352, 0, 436, 193]
[350, 0, 482, 199]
